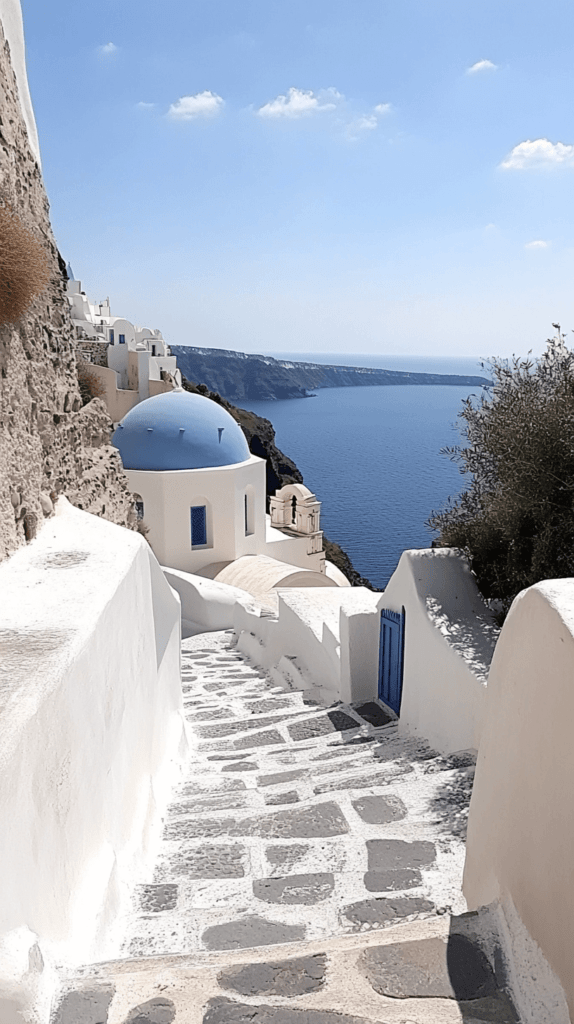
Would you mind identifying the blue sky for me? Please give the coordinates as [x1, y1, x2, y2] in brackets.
[21, 0, 574, 357]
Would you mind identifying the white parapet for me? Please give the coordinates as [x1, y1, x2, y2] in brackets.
[233, 586, 383, 704]
[383, 548, 499, 754]
[0, 499, 186, 1020]
[464, 579, 574, 1023]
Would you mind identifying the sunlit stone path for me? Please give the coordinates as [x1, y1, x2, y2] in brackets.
[53, 630, 518, 1024]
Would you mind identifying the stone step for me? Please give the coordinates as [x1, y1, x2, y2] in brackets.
[51, 914, 519, 1023]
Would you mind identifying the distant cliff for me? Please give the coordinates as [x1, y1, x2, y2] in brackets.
[171, 345, 491, 402]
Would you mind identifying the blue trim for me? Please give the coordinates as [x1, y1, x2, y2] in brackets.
[378, 608, 405, 715]
[191, 505, 207, 547]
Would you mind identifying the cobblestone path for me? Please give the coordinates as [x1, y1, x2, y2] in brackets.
[54, 631, 518, 1023]
[123, 631, 472, 959]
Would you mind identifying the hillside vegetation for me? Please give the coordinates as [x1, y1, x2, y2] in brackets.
[429, 339, 574, 615]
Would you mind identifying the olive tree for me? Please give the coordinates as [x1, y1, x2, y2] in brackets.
[428, 335, 574, 615]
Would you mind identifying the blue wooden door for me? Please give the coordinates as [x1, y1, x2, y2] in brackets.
[378, 608, 405, 715]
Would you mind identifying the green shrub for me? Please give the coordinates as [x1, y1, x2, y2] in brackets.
[428, 337, 574, 615]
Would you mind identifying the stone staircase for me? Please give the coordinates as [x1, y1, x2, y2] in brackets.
[52, 631, 519, 1024]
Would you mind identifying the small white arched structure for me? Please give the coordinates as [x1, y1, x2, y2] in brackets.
[270, 484, 323, 556]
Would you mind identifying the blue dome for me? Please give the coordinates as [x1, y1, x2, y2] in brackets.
[112, 390, 250, 471]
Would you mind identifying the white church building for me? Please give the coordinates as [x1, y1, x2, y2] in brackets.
[112, 388, 349, 597]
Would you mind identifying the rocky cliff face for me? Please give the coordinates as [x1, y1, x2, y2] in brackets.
[172, 345, 491, 402]
[0, 20, 135, 561]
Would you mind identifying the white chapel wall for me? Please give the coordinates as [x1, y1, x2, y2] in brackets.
[126, 456, 267, 575]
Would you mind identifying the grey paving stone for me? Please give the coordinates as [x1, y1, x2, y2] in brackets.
[341, 896, 434, 929]
[203, 680, 261, 691]
[181, 778, 246, 795]
[123, 996, 176, 1023]
[217, 953, 327, 997]
[367, 839, 436, 871]
[207, 753, 251, 761]
[352, 702, 393, 727]
[258, 769, 306, 787]
[169, 794, 249, 815]
[352, 794, 407, 824]
[458, 995, 520, 1022]
[266, 844, 309, 869]
[164, 801, 348, 841]
[311, 748, 367, 762]
[197, 716, 288, 739]
[264, 791, 300, 805]
[52, 986, 115, 1024]
[287, 712, 358, 741]
[202, 915, 306, 950]
[138, 884, 178, 913]
[329, 735, 377, 746]
[203, 998, 374, 1024]
[245, 699, 295, 713]
[233, 729, 285, 749]
[164, 817, 237, 840]
[364, 868, 422, 891]
[314, 766, 414, 794]
[222, 762, 260, 772]
[359, 934, 499, 1000]
[253, 873, 334, 904]
[252, 802, 349, 839]
[192, 709, 237, 721]
[164, 843, 246, 878]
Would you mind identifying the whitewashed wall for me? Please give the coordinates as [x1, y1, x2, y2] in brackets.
[383, 549, 498, 754]
[464, 580, 574, 1023]
[234, 587, 382, 703]
[126, 457, 267, 575]
[0, 0, 40, 162]
[0, 501, 186, 1020]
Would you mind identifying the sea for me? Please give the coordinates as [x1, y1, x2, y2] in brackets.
[240, 353, 490, 589]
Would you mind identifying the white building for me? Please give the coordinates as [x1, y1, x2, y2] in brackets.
[112, 388, 348, 595]
[67, 272, 181, 423]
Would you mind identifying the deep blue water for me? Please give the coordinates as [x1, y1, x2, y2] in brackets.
[242, 354, 488, 589]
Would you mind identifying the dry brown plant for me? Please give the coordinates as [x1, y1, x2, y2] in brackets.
[0, 200, 51, 325]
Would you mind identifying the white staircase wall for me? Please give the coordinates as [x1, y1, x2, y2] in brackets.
[0, 500, 186, 1013]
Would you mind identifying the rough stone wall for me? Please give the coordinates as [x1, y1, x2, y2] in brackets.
[76, 339, 109, 367]
[0, 22, 135, 561]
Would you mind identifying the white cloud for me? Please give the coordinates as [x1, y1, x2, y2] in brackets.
[137, 101, 155, 110]
[98, 42, 117, 56]
[500, 138, 574, 169]
[168, 91, 224, 120]
[351, 115, 378, 132]
[374, 103, 392, 116]
[525, 240, 549, 249]
[257, 87, 340, 119]
[467, 59, 496, 74]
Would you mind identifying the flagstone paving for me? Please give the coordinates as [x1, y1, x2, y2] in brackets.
[52, 630, 519, 1024]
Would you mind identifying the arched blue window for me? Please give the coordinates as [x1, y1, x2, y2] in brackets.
[190, 505, 207, 547]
